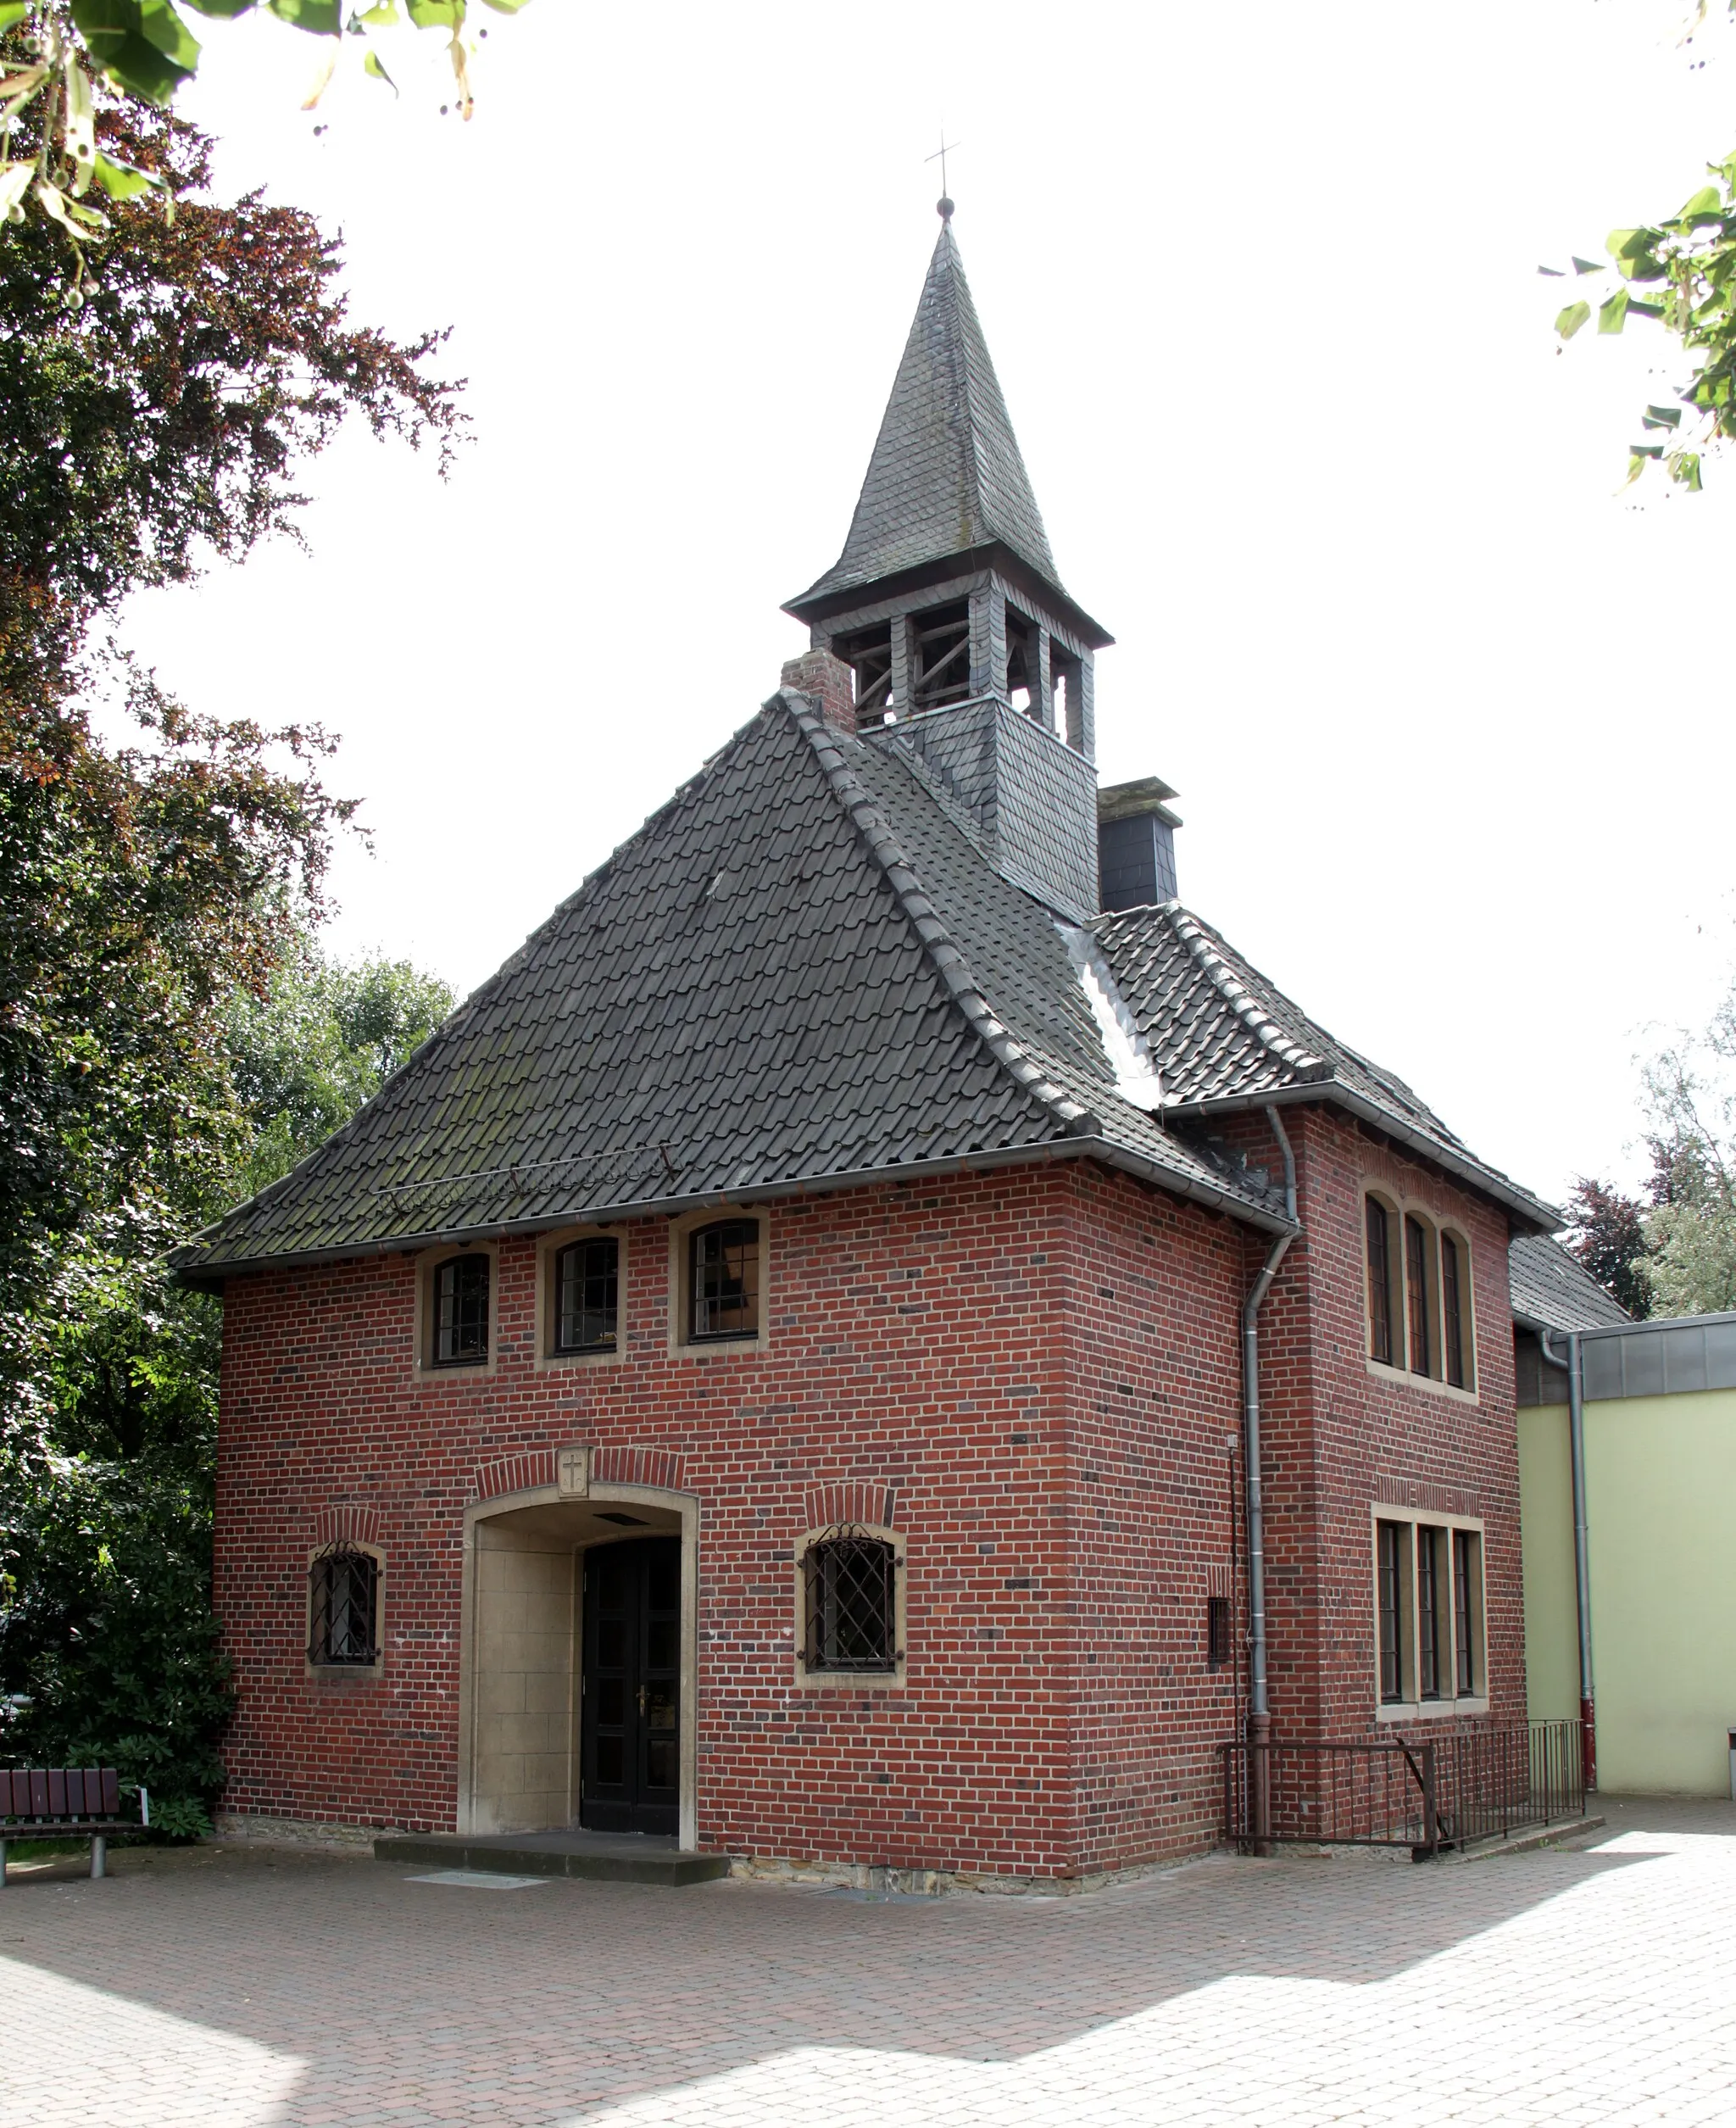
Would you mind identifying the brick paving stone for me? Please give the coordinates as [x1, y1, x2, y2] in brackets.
[0, 1797, 1732, 2126]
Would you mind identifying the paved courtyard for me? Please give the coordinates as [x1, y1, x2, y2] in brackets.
[3, 1797, 1733, 2126]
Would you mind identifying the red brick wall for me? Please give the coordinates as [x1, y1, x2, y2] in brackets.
[1227, 1106, 1525, 1743]
[212, 1114, 1527, 1876]
[1058, 1162, 1246, 1873]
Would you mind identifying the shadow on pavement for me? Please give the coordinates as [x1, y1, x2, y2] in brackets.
[1, 1795, 1728, 2125]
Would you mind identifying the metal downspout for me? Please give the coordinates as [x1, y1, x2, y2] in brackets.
[1538, 1327, 1596, 1791]
[1243, 1106, 1298, 1848]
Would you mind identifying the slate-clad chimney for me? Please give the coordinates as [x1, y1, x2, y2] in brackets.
[784, 203, 1114, 926]
[1097, 777, 1182, 912]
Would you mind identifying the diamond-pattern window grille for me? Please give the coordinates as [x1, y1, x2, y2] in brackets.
[309, 1540, 380, 1665]
[803, 1526, 898, 1671]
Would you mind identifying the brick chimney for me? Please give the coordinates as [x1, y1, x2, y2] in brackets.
[781, 649, 857, 738]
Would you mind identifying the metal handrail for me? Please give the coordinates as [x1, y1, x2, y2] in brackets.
[1221, 1719, 1583, 1858]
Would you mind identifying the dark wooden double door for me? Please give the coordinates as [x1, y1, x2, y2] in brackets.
[580, 1537, 679, 1836]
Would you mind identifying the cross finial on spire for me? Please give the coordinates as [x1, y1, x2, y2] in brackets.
[926, 131, 960, 220]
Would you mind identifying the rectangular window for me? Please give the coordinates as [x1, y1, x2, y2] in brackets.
[1206, 1594, 1232, 1670]
[1416, 1525, 1443, 1698]
[1405, 1216, 1432, 1376]
[1366, 1199, 1393, 1365]
[433, 1252, 489, 1366]
[1453, 1529, 1477, 1695]
[1441, 1234, 1466, 1388]
[803, 1531, 897, 1671]
[689, 1219, 760, 1341]
[555, 1235, 619, 1353]
[1377, 1520, 1405, 1702]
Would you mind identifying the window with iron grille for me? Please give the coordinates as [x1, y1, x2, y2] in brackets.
[432, 1252, 489, 1366]
[1366, 1198, 1393, 1366]
[554, 1235, 619, 1353]
[309, 1540, 380, 1666]
[689, 1219, 760, 1342]
[802, 1528, 899, 1672]
[1206, 1595, 1232, 1670]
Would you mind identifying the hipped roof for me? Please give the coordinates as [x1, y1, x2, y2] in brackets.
[171, 696, 1294, 1280]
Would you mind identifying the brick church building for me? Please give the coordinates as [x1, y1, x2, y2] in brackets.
[175, 207, 1558, 1883]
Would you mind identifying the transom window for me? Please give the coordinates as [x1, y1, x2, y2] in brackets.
[1374, 1517, 1483, 1707]
[688, 1219, 760, 1342]
[554, 1235, 619, 1354]
[432, 1251, 490, 1367]
[802, 1527, 899, 1673]
[309, 1540, 380, 1667]
[1364, 1194, 1474, 1393]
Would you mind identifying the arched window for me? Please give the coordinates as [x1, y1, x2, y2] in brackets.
[309, 1540, 380, 1667]
[432, 1252, 490, 1367]
[801, 1527, 899, 1673]
[1440, 1232, 1470, 1389]
[554, 1235, 619, 1353]
[688, 1219, 760, 1342]
[1366, 1196, 1394, 1365]
[1404, 1215, 1433, 1377]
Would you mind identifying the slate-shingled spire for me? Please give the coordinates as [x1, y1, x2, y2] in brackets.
[785, 211, 1113, 926]
[791, 220, 1065, 612]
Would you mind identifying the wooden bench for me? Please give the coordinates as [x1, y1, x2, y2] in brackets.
[0, 1769, 140, 1883]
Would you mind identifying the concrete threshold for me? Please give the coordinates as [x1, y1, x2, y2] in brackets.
[377, 1830, 730, 1887]
[1444, 1813, 1607, 1863]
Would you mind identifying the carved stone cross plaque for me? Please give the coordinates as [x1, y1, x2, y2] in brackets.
[557, 1446, 591, 1499]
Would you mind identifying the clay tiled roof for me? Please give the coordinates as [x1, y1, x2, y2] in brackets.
[1094, 902, 1561, 1232]
[1509, 1233, 1631, 1332]
[170, 696, 1289, 1279]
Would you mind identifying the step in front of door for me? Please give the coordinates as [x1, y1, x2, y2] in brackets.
[377, 1836, 729, 1887]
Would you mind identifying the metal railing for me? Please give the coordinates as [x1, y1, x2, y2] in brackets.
[1221, 1719, 1584, 1858]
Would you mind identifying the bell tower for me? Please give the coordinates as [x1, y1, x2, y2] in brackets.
[784, 201, 1114, 923]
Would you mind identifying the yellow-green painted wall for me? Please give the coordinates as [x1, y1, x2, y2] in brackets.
[1517, 1407, 1578, 1724]
[1585, 1390, 1736, 1794]
[1519, 1385, 1736, 1795]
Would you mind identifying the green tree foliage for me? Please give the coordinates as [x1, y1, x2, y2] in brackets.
[1562, 1177, 1652, 1319]
[3, 1, 532, 264]
[0, 57, 458, 1824]
[223, 943, 453, 1203]
[1548, 6, 1736, 489]
[1566, 984, 1736, 1320]
[1, 35, 461, 604]
[1631, 984, 1736, 1316]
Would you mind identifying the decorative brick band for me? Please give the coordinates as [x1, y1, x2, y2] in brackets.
[592, 1446, 687, 1492]
[311, 1503, 382, 1546]
[1373, 1476, 1480, 1518]
[472, 1450, 558, 1503]
[803, 1481, 899, 1531]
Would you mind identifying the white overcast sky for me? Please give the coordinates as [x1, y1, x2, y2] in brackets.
[118, 0, 1736, 1212]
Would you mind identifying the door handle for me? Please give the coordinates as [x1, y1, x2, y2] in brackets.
[637, 1685, 648, 1717]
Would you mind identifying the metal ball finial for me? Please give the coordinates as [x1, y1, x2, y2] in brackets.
[937, 195, 954, 221]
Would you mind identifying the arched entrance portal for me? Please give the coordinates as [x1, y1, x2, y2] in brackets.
[456, 1484, 698, 1848]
